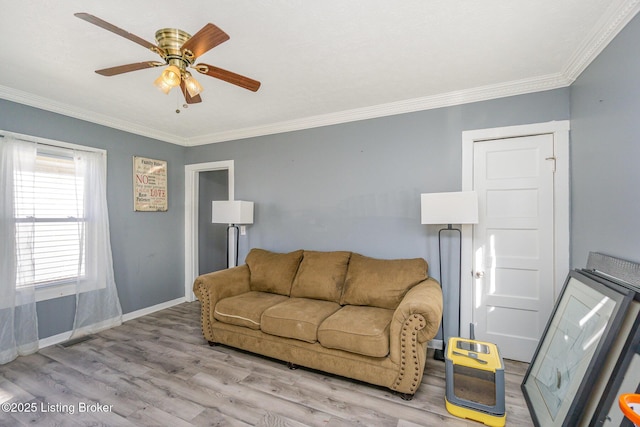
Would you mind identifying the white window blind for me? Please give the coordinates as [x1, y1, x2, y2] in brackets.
[14, 149, 86, 288]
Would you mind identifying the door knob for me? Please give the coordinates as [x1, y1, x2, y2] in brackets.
[475, 271, 485, 279]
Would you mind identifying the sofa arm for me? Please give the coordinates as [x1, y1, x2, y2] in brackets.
[193, 264, 251, 302]
[391, 277, 443, 345]
[193, 265, 251, 342]
[389, 277, 442, 363]
[389, 277, 442, 390]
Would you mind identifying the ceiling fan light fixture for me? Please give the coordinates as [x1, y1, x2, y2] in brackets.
[153, 74, 173, 94]
[184, 73, 204, 97]
[75, 13, 261, 105]
[160, 64, 182, 87]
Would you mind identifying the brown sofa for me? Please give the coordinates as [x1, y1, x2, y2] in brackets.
[193, 248, 443, 399]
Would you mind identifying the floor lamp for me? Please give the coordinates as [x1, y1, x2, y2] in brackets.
[421, 191, 478, 361]
[211, 200, 254, 268]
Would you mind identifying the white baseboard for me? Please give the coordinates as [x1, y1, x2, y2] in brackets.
[38, 297, 187, 349]
[122, 297, 186, 322]
[38, 331, 73, 349]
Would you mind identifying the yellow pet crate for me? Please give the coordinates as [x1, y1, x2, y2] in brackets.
[445, 337, 506, 427]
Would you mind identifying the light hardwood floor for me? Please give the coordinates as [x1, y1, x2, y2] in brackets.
[0, 302, 534, 426]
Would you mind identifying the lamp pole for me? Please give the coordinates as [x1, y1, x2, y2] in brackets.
[420, 191, 478, 362]
[434, 224, 462, 361]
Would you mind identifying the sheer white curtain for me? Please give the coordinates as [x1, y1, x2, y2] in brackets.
[0, 136, 39, 364]
[71, 149, 122, 336]
[1, 134, 122, 365]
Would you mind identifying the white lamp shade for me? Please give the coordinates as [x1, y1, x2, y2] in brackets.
[421, 191, 478, 225]
[212, 200, 254, 224]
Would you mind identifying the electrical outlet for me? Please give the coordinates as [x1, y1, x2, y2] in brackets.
[240, 225, 246, 235]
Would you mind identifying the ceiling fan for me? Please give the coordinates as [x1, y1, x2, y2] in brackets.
[75, 13, 261, 105]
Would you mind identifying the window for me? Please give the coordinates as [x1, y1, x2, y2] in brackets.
[2, 132, 122, 342]
[14, 147, 86, 290]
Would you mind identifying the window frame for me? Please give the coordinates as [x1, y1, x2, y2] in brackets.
[2, 131, 107, 302]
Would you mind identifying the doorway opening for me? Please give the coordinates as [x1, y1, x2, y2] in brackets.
[184, 160, 234, 301]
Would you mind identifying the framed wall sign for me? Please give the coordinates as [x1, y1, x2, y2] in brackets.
[522, 270, 633, 427]
[133, 156, 168, 212]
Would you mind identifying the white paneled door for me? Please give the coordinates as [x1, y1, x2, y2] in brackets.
[472, 134, 555, 362]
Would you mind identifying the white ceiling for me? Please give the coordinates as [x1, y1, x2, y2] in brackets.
[1, 1, 638, 146]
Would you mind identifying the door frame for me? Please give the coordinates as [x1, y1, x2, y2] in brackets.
[460, 121, 570, 339]
[184, 160, 235, 302]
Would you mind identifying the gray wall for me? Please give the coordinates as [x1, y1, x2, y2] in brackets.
[570, 13, 640, 267]
[0, 99, 186, 339]
[186, 88, 570, 339]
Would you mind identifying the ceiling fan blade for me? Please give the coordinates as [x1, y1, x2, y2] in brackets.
[95, 62, 163, 76]
[195, 64, 261, 92]
[181, 23, 230, 59]
[75, 13, 165, 56]
[180, 81, 202, 104]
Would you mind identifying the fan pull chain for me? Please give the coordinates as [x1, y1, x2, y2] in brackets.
[175, 90, 188, 114]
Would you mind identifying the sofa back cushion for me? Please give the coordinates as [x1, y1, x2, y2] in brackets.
[246, 248, 303, 295]
[340, 253, 428, 309]
[290, 251, 351, 302]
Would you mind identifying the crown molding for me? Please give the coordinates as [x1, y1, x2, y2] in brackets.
[0, 85, 184, 145]
[562, 0, 640, 81]
[0, 73, 575, 147]
[183, 72, 572, 146]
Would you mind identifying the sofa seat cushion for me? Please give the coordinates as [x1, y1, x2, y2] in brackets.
[246, 249, 304, 295]
[290, 251, 351, 303]
[214, 291, 288, 330]
[318, 305, 394, 358]
[261, 298, 341, 343]
[340, 253, 428, 309]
